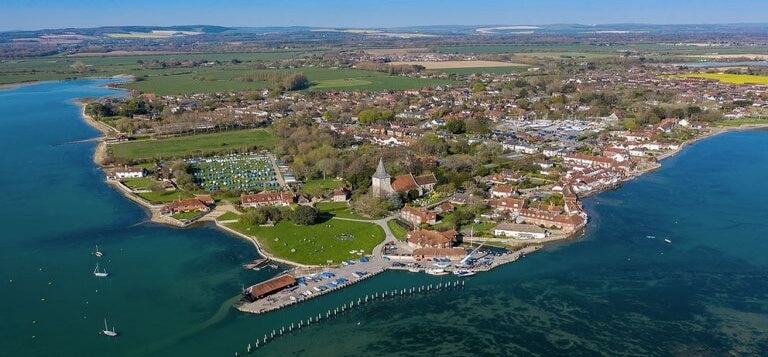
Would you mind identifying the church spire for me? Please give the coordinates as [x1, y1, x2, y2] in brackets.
[373, 158, 389, 179]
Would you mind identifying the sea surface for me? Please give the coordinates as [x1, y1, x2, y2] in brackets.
[1, 80, 767, 356]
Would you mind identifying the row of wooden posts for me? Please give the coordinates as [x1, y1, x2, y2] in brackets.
[235, 280, 466, 356]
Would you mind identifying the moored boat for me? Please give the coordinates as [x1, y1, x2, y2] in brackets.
[93, 263, 108, 277]
[101, 318, 118, 337]
[453, 270, 476, 277]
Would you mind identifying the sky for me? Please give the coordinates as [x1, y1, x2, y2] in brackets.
[3, 0, 768, 31]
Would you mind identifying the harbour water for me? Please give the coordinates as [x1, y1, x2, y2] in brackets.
[1, 80, 767, 356]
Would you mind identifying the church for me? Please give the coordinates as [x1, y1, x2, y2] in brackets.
[371, 159, 437, 198]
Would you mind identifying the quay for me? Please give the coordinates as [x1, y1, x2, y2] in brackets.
[234, 239, 541, 314]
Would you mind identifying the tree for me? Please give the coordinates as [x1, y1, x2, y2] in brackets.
[445, 119, 466, 134]
[350, 194, 390, 218]
[387, 193, 403, 210]
[291, 205, 318, 225]
[284, 72, 309, 91]
[71, 61, 87, 73]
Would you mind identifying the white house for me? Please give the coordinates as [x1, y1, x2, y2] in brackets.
[493, 223, 547, 239]
[109, 166, 146, 179]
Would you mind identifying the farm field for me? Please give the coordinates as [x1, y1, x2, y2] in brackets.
[388, 60, 527, 69]
[431, 66, 529, 75]
[0, 53, 455, 94]
[110, 128, 275, 161]
[0, 51, 314, 86]
[226, 217, 385, 265]
[673, 73, 768, 85]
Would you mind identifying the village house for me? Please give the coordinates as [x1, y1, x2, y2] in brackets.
[331, 186, 351, 202]
[518, 208, 586, 233]
[493, 223, 547, 239]
[490, 184, 516, 198]
[400, 206, 437, 226]
[240, 191, 295, 208]
[433, 201, 455, 214]
[161, 197, 211, 215]
[407, 229, 458, 249]
[489, 197, 527, 213]
[106, 165, 146, 180]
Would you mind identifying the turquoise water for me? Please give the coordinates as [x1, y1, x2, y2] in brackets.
[1, 80, 767, 356]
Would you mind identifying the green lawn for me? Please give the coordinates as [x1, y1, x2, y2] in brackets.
[301, 178, 343, 194]
[216, 211, 240, 221]
[137, 190, 193, 204]
[226, 218, 385, 265]
[172, 211, 201, 221]
[315, 201, 369, 220]
[387, 219, 409, 241]
[110, 129, 275, 161]
[121, 177, 154, 190]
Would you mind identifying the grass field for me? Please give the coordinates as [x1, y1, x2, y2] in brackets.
[216, 211, 240, 221]
[226, 217, 385, 265]
[673, 73, 768, 85]
[387, 219, 409, 241]
[110, 129, 275, 161]
[315, 201, 369, 220]
[121, 177, 154, 190]
[137, 190, 193, 204]
[301, 178, 343, 194]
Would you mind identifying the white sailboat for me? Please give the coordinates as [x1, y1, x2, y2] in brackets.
[93, 263, 108, 277]
[101, 318, 118, 337]
[93, 245, 103, 258]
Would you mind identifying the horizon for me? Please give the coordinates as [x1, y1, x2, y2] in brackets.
[4, 0, 768, 32]
[5, 21, 768, 33]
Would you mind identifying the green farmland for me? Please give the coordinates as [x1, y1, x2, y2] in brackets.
[1, 53, 454, 95]
[110, 128, 275, 161]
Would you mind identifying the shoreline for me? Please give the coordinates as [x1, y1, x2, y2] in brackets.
[74, 93, 768, 274]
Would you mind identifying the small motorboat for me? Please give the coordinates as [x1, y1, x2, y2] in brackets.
[93, 245, 103, 258]
[664, 238, 672, 244]
[453, 270, 476, 277]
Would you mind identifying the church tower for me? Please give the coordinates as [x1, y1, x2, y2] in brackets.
[371, 158, 393, 198]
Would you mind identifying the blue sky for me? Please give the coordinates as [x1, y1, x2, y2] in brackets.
[3, 0, 768, 31]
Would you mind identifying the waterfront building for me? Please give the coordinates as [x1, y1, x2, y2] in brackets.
[493, 223, 547, 239]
